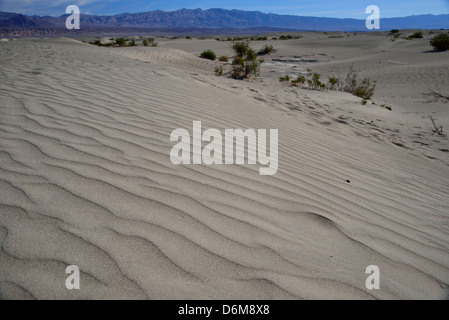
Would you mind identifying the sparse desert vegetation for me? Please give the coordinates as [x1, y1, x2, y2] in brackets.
[430, 116, 444, 135]
[230, 40, 264, 79]
[258, 44, 276, 55]
[423, 88, 449, 103]
[388, 29, 401, 41]
[200, 49, 217, 60]
[407, 31, 424, 39]
[430, 33, 449, 51]
[279, 67, 376, 100]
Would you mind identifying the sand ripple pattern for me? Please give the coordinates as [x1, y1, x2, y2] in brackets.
[0, 38, 448, 299]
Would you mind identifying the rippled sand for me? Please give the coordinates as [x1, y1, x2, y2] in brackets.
[0, 35, 448, 299]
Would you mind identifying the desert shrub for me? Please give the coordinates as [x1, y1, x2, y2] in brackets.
[295, 75, 306, 85]
[255, 36, 268, 41]
[388, 29, 401, 41]
[143, 40, 149, 46]
[327, 76, 339, 90]
[328, 33, 344, 39]
[381, 104, 392, 111]
[422, 88, 449, 103]
[258, 44, 276, 55]
[279, 75, 290, 85]
[354, 78, 376, 100]
[278, 34, 301, 40]
[90, 40, 103, 46]
[430, 116, 443, 135]
[325, 67, 376, 99]
[128, 39, 137, 47]
[115, 38, 127, 47]
[232, 41, 249, 56]
[361, 99, 368, 105]
[272, 37, 278, 40]
[214, 66, 223, 76]
[409, 31, 423, 39]
[151, 42, 158, 47]
[430, 33, 449, 51]
[230, 40, 263, 79]
[200, 49, 216, 60]
[291, 75, 306, 87]
[308, 73, 326, 90]
[186, 36, 192, 39]
[219, 55, 229, 62]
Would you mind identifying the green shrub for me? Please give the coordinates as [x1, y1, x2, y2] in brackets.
[115, 38, 127, 47]
[151, 42, 158, 47]
[186, 36, 192, 39]
[128, 39, 137, 47]
[258, 44, 276, 55]
[430, 33, 449, 51]
[214, 66, 223, 76]
[309, 73, 325, 90]
[388, 29, 401, 41]
[327, 76, 339, 90]
[279, 75, 290, 85]
[230, 40, 263, 79]
[200, 49, 216, 60]
[291, 75, 305, 87]
[354, 78, 376, 100]
[409, 31, 423, 39]
[219, 55, 229, 62]
[143, 39, 149, 47]
[325, 67, 376, 99]
[90, 40, 103, 46]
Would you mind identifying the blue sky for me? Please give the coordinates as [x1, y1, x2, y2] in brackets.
[0, 0, 448, 18]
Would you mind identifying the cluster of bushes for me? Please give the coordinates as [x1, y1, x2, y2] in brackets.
[279, 34, 302, 40]
[387, 29, 449, 51]
[90, 37, 158, 48]
[328, 33, 345, 39]
[279, 66, 376, 100]
[143, 38, 158, 47]
[212, 41, 265, 79]
[200, 51, 229, 62]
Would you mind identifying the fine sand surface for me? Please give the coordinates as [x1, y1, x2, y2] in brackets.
[0, 33, 448, 299]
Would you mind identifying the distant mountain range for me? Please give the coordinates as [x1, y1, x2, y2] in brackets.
[1, 8, 449, 37]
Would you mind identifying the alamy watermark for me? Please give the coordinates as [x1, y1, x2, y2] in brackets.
[65, 5, 80, 30]
[65, 265, 80, 290]
[365, 265, 380, 290]
[169, 121, 278, 175]
[366, 5, 380, 30]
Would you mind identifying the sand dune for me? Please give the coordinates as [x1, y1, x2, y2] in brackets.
[0, 35, 448, 299]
